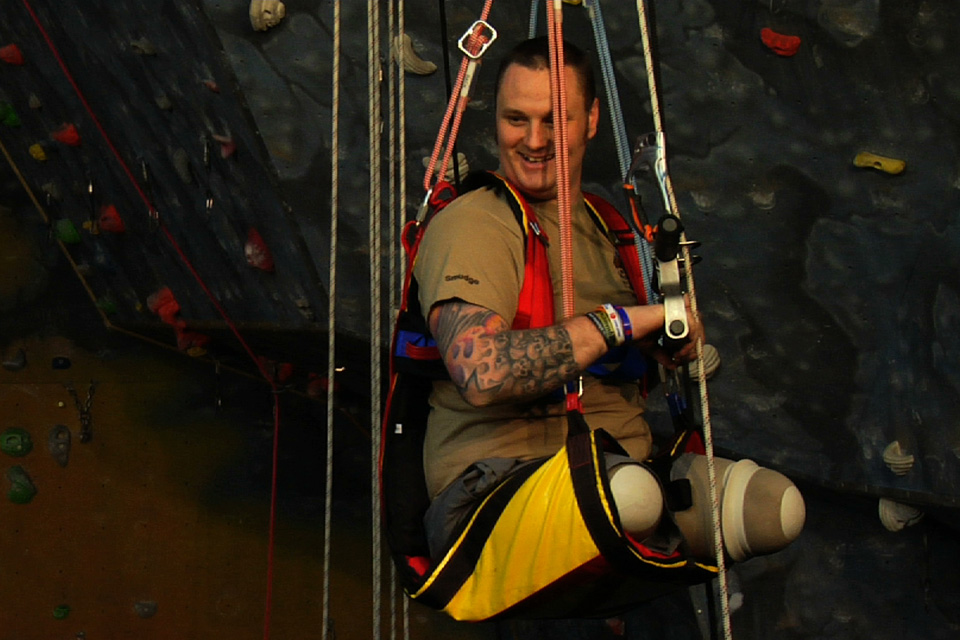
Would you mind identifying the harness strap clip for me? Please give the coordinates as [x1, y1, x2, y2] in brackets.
[458, 20, 498, 60]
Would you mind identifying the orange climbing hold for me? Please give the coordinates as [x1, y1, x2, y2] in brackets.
[0, 44, 24, 65]
[98, 205, 125, 233]
[147, 287, 211, 353]
[52, 123, 81, 146]
[245, 228, 274, 272]
[761, 28, 801, 57]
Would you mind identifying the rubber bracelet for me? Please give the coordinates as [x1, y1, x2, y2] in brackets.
[585, 311, 619, 349]
[614, 306, 633, 342]
[598, 304, 626, 346]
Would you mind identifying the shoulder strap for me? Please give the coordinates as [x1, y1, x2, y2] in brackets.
[583, 193, 650, 305]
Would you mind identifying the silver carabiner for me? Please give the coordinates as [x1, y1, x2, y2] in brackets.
[458, 20, 498, 60]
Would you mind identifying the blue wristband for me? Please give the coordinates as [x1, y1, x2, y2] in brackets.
[615, 306, 633, 342]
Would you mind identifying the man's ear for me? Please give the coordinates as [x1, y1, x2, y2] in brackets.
[587, 97, 600, 140]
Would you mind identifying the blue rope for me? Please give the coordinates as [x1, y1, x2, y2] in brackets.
[584, 0, 656, 297]
[528, 0, 541, 38]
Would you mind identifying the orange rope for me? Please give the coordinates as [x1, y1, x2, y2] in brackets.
[422, 1, 495, 193]
[546, 2, 574, 320]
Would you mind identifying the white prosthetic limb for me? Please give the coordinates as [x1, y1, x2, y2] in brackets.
[608, 463, 664, 541]
[671, 454, 805, 562]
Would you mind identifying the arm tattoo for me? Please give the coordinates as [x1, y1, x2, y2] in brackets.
[432, 301, 579, 404]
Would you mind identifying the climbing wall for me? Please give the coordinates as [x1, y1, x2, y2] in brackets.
[0, 0, 336, 373]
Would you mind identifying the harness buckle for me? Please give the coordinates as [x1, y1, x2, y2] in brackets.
[458, 20, 498, 60]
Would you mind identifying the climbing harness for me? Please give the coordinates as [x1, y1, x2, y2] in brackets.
[381, 170, 717, 621]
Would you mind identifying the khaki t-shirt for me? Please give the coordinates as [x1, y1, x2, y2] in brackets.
[414, 186, 653, 498]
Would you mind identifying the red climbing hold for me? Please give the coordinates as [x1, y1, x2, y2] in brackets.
[203, 79, 220, 93]
[245, 228, 274, 272]
[98, 205, 125, 233]
[52, 123, 81, 146]
[761, 28, 802, 57]
[212, 134, 237, 159]
[147, 287, 185, 328]
[0, 44, 24, 65]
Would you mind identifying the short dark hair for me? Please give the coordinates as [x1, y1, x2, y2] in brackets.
[494, 36, 596, 109]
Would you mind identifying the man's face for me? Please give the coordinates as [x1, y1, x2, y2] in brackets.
[496, 63, 600, 203]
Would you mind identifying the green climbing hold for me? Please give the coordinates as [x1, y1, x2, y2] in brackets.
[6, 465, 37, 504]
[53, 604, 71, 619]
[54, 219, 81, 244]
[96, 298, 118, 314]
[1, 427, 33, 457]
[0, 101, 21, 126]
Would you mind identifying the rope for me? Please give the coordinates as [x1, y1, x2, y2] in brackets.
[581, 0, 657, 300]
[528, 0, 541, 38]
[323, 2, 341, 639]
[546, 2, 575, 320]
[387, 2, 409, 637]
[422, 1, 496, 195]
[633, 1, 732, 638]
[16, 3, 288, 638]
[367, 0, 385, 636]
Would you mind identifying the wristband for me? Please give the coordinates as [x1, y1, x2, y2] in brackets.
[587, 304, 626, 349]
[585, 311, 618, 349]
[614, 306, 633, 342]
[597, 304, 626, 345]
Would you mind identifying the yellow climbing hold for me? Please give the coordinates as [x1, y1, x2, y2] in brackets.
[28, 143, 46, 161]
[563, 0, 583, 4]
[853, 151, 906, 175]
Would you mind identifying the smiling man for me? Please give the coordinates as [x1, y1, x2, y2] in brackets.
[412, 37, 804, 574]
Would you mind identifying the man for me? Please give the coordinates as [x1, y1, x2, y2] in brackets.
[414, 37, 804, 565]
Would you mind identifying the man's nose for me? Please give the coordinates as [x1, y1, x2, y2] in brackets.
[525, 123, 550, 149]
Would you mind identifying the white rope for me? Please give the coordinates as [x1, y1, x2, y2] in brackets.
[634, 2, 732, 639]
[368, 0, 384, 637]
[322, 2, 341, 639]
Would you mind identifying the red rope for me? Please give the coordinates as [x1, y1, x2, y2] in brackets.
[422, 0, 495, 192]
[20, 2, 283, 637]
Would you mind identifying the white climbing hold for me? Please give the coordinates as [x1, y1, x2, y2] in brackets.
[423, 153, 469, 182]
[686, 343, 721, 380]
[250, 0, 286, 32]
[392, 33, 438, 76]
[882, 440, 915, 476]
[878, 498, 923, 532]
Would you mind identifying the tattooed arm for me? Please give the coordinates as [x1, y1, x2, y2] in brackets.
[428, 299, 680, 407]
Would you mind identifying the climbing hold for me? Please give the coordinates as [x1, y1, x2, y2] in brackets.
[854, 151, 906, 175]
[52, 356, 71, 370]
[129, 37, 157, 55]
[760, 28, 802, 56]
[0, 102, 21, 126]
[51, 123, 81, 146]
[211, 133, 237, 159]
[882, 440, 915, 476]
[54, 218, 81, 244]
[685, 343, 721, 380]
[250, 0, 286, 31]
[147, 287, 185, 327]
[6, 465, 37, 504]
[134, 600, 158, 619]
[245, 227, 275, 271]
[878, 498, 923, 532]
[2, 347, 26, 371]
[98, 204, 125, 233]
[0, 43, 24, 65]
[203, 79, 220, 93]
[28, 94, 42, 110]
[155, 93, 173, 111]
[53, 604, 71, 620]
[422, 152, 469, 182]
[42, 182, 62, 201]
[1, 428, 33, 457]
[95, 298, 118, 314]
[392, 33, 437, 76]
[49, 424, 71, 467]
[172, 148, 193, 184]
[28, 143, 47, 161]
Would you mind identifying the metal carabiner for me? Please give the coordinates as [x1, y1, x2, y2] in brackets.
[458, 20, 498, 60]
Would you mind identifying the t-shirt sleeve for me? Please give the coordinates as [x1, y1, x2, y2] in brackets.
[413, 189, 526, 324]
